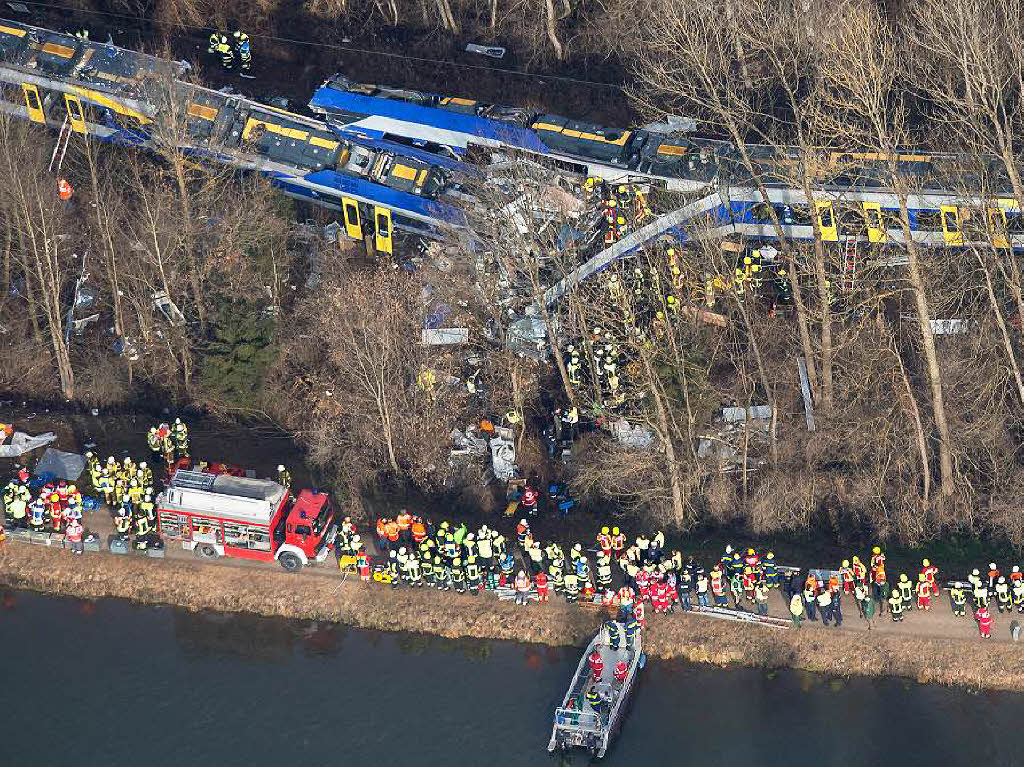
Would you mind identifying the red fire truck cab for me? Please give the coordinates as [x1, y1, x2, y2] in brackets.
[156, 469, 336, 571]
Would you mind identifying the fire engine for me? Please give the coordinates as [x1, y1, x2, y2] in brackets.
[155, 469, 336, 571]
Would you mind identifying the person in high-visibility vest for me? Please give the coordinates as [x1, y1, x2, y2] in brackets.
[232, 31, 251, 72]
[65, 518, 84, 554]
[57, 179, 73, 201]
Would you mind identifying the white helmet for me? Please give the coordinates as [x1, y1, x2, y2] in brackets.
[277, 464, 285, 472]
[351, 535, 361, 546]
[990, 563, 997, 570]
[519, 518, 527, 526]
[725, 545, 733, 554]
[140, 462, 147, 468]
[399, 547, 407, 555]
[175, 418, 182, 424]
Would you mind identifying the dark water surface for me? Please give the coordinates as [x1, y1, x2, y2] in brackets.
[1, 591, 1021, 767]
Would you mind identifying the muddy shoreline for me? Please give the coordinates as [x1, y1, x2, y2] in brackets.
[3, 543, 1022, 694]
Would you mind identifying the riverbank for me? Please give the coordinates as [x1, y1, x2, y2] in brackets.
[2, 543, 1022, 693]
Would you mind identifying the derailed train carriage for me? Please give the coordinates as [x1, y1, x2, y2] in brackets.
[0, 19, 468, 252]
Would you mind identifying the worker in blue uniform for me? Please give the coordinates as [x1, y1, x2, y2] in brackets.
[233, 30, 252, 73]
[603, 620, 621, 651]
[624, 618, 640, 649]
[763, 550, 780, 587]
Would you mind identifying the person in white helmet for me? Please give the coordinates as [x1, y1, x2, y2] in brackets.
[277, 464, 291, 488]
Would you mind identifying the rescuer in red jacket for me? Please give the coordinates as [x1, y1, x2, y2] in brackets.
[975, 606, 993, 638]
[534, 571, 549, 602]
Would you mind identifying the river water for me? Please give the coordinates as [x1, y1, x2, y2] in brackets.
[1, 591, 1021, 767]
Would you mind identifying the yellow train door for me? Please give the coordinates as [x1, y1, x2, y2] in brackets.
[988, 207, 1008, 249]
[22, 83, 45, 124]
[342, 198, 362, 240]
[940, 205, 963, 246]
[64, 93, 87, 134]
[815, 200, 838, 242]
[862, 201, 885, 243]
[374, 207, 393, 254]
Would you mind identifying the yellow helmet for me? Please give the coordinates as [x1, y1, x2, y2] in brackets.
[842, 559, 850, 568]
[872, 546, 880, 554]
[612, 527, 620, 535]
[922, 558, 930, 566]
[601, 526, 609, 535]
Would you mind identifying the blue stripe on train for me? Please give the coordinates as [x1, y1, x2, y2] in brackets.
[309, 87, 550, 154]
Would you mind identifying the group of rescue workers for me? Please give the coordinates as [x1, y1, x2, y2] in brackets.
[3, 415, 1019, 642]
[585, 178, 652, 246]
[2, 466, 87, 553]
[330, 510, 1023, 641]
[207, 29, 252, 73]
[1, 419, 195, 552]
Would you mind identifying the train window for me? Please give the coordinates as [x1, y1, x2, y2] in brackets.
[788, 205, 813, 226]
[864, 207, 883, 232]
[1006, 214, 1024, 235]
[817, 204, 835, 229]
[751, 202, 774, 223]
[838, 208, 865, 236]
[942, 209, 959, 232]
[915, 210, 943, 231]
[25, 89, 40, 110]
[882, 209, 903, 231]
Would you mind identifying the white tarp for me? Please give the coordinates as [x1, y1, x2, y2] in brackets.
[33, 448, 86, 481]
[608, 418, 655, 449]
[722, 405, 773, 423]
[490, 434, 517, 481]
[0, 430, 56, 457]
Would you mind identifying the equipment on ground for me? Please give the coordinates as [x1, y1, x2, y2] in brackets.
[155, 469, 336, 571]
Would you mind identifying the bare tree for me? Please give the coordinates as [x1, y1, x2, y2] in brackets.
[816, 0, 956, 497]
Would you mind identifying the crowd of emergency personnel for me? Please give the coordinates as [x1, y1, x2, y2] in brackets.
[331, 508, 1024, 641]
[2, 418, 192, 552]
[3, 416, 1021, 641]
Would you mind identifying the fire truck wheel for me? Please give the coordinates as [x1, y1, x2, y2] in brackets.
[197, 544, 218, 559]
[279, 552, 302, 572]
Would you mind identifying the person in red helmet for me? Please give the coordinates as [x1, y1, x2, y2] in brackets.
[613, 660, 628, 683]
[535, 570, 550, 602]
[588, 649, 604, 681]
[975, 605, 992, 638]
[521, 486, 539, 515]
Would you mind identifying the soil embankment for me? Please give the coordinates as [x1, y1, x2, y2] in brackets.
[3, 543, 1022, 693]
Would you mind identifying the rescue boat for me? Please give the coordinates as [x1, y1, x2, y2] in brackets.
[547, 621, 644, 758]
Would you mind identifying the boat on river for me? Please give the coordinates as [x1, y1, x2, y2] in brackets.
[547, 621, 644, 758]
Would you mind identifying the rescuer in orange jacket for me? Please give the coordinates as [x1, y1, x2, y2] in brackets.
[384, 519, 399, 549]
[411, 517, 426, 545]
